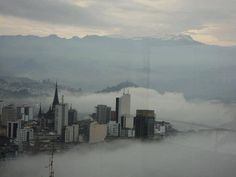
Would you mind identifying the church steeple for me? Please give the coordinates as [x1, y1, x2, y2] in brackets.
[52, 82, 59, 108]
[38, 103, 43, 118]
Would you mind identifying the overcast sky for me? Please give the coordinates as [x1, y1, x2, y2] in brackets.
[0, 0, 235, 46]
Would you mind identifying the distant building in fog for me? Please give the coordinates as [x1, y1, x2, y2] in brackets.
[78, 119, 92, 142]
[17, 127, 34, 143]
[117, 93, 130, 124]
[96, 105, 111, 124]
[107, 121, 119, 137]
[89, 121, 107, 143]
[55, 103, 68, 135]
[64, 124, 79, 143]
[134, 110, 155, 138]
[2, 104, 17, 126]
[17, 105, 33, 121]
[110, 111, 116, 121]
[68, 106, 78, 125]
[155, 121, 173, 136]
[115, 93, 134, 137]
[120, 114, 135, 137]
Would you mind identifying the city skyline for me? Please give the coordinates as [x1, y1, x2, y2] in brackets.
[1, 1, 236, 176]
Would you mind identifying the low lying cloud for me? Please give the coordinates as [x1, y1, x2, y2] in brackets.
[2, 131, 236, 177]
[9, 87, 236, 129]
[3, 87, 236, 177]
[65, 87, 236, 127]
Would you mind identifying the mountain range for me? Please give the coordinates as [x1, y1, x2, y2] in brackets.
[0, 35, 236, 101]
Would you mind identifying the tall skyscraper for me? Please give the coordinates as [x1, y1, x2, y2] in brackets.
[118, 93, 131, 124]
[134, 110, 155, 138]
[116, 93, 134, 136]
[54, 103, 69, 135]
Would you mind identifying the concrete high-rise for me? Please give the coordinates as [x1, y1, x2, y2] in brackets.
[118, 93, 131, 124]
[55, 103, 68, 135]
[116, 93, 135, 137]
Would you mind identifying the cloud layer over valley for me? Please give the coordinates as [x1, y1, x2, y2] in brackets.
[2, 131, 236, 177]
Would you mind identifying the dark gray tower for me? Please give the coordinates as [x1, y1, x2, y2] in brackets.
[52, 82, 59, 109]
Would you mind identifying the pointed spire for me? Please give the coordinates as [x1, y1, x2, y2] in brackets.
[38, 103, 43, 118]
[52, 82, 59, 108]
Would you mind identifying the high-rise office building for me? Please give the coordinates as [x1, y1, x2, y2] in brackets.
[134, 110, 155, 138]
[55, 103, 68, 135]
[118, 93, 131, 124]
[116, 93, 134, 137]
[96, 105, 111, 124]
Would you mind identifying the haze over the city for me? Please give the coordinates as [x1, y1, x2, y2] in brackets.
[1, 1, 236, 177]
